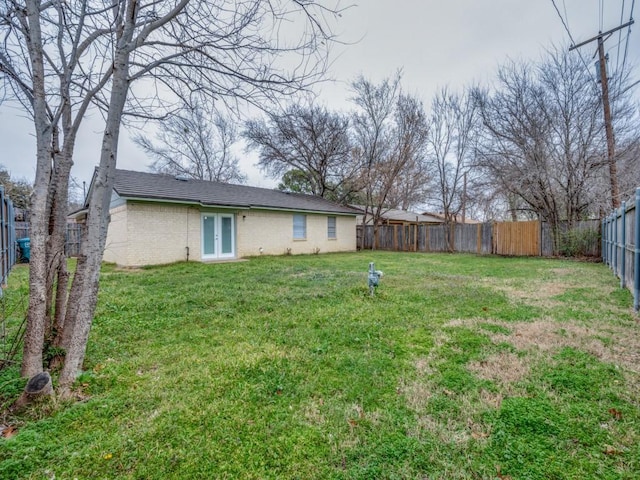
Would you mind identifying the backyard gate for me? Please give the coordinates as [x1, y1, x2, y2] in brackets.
[492, 220, 540, 256]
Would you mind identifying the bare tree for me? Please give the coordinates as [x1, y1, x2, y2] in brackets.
[135, 102, 246, 183]
[1, 0, 342, 394]
[475, 50, 607, 250]
[350, 73, 429, 239]
[425, 87, 477, 250]
[244, 102, 359, 203]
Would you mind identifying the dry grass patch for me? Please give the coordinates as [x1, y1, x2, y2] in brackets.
[487, 319, 640, 374]
[449, 317, 640, 389]
[498, 281, 567, 305]
[489, 320, 601, 354]
[302, 396, 326, 426]
[467, 351, 530, 385]
[408, 415, 472, 445]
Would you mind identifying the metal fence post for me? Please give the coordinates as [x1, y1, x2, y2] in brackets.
[0, 185, 5, 286]
[608, 214, 612, 266]
[601, 217, 605, 263]
[634, 188, 640, 312]
[612, 208, 620, 275]
[620, 202, 626, 289]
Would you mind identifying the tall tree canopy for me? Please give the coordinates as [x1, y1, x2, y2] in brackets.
[136, 103, 246, 184]
[425, 87, 477, 247]
[350, 73, 430, 227]
[244, 102, 360, 203]
[475, 49, 607, 232]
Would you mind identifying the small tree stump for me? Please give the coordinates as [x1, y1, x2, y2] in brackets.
[14, 372, 54, 409]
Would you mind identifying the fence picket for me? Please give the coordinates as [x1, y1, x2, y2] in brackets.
[357, 220, 600, 258]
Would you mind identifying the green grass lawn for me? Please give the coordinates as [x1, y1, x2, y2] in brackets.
[1, 252, 639, 479]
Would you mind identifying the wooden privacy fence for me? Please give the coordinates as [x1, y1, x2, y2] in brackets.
[493, 221, 539, 256]
[357, 223, 493, 254]
[357, 219, 601, 258]
[0, 187, 17, 287]
[15, 222, 83, 257]
[602, 187, 640, 312]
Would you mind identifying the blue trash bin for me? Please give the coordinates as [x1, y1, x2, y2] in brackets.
[17, 238, 30, 263]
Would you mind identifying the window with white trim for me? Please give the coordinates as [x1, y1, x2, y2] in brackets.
[293, 214, 307, 240]
[327, 216, 337, 239]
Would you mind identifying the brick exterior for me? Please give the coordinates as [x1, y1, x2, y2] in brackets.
[103, 201, 357, 267]
[236, 209, 356, 257]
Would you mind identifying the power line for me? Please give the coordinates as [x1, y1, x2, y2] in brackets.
[618, 0, 635, 90]
[615, 0, 626, 75]
[549, 0, 600, 86]
[550, 0, 577, 43]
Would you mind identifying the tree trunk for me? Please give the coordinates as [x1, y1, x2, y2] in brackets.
[58, 43, 132, 393]
[21, 0, 54, 378]
[46, 150, 74, 345]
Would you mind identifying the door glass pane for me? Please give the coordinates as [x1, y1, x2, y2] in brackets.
[203, 215, 216, 255]
[221, 216, 233, 254]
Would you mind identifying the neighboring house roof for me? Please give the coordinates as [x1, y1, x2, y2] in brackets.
[421, 211, 482, 224]
[351, 206, 444, 224]
[110, 169, 359, 215]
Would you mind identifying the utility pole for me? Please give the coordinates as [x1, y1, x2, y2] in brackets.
[570, 20, 634, 209]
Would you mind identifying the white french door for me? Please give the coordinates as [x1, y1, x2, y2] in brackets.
[202, 213, 235, 260]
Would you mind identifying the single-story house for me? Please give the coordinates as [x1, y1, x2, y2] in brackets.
[76, 169, 359, 267]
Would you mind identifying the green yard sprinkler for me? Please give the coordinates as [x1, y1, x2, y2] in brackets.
[368, 262, 384, 296]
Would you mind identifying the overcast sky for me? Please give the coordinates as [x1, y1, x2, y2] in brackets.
[1, 0, 637, 191]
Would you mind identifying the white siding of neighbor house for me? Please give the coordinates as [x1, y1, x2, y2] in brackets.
[103, 201, 356, 267]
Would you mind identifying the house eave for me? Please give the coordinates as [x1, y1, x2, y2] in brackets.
[117, 195, 358, 216]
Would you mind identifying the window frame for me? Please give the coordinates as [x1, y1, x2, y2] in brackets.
[293, 214, 307, 240]
[327, 216, 337, 239]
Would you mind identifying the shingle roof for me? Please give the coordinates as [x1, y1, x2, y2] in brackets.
[351, 206, 444, 224]
[113, 169, 359, 215]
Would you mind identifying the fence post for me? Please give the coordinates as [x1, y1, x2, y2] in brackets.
[609, 213, 614, 269]
[0, 185, 5, 287]
[601, 217, 605, 264]
[620, 202, 626, 289]
[634, 188, 640, 312]
[425, 225, 430, 252]
[613, 208, 620, 275]
[605, 214, 611, 267]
